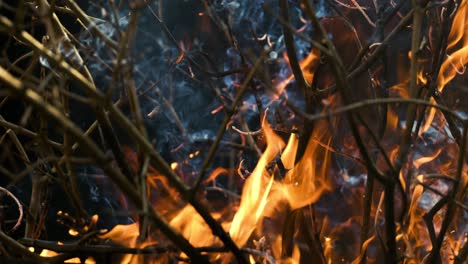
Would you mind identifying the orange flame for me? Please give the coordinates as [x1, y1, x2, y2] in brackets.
[99, 223, 155, 264]
[170, 205, 222, 248]
[280, 244, 301, 264]
[418, 0, 468, 134]
[275, 51, 319, 97]
[35, 248, 95, 263]
[406, 175, 425, 243]
[230, 121, 332, 248]
[229, 123, 285, 247]
[438, 0, 468, 92]
[422, 1, 468, 134]
[413, 149, 443, 169]
[99, 223, 140, 248]
[280, 135, 332, 209]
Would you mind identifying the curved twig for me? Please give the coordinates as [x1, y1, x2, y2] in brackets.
[0, 186, 24, 232]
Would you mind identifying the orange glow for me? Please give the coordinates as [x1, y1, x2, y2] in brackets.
[406, 175, 425, 242]
[203, 167, 229, 184]
[68, 229, 79, 236]
[39, 249, 95, 263]
[189, 150, 200, 158]
[99, 223, 143, 264]
[230, 120, 331, 248]
[275, 51, 319, 97]
[100, 223, 140, 247]
[170, 205, 222, 248]
[386, 109, 400, 132]
[280, 130, 332, 210]
[417, 70, 427, 85]
[420, 97, 438, 135]
[413, 149, 442, 169]
[281, 132, 299, 169]
[229, 122, 285, 247]
[351, 235, 375, 264]
[421, 0, 468, 133]
[389, 82, 409, 98]
[280, 244, 301, 264]
[396, 174, 432, 262]
[438, 0, 468, 93]
[39, 249, 58, 257]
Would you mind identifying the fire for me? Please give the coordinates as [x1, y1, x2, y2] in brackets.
[102, 120, 332, 261]
[280, 134, 332, 209]
[50, 2, 465, 263]
[405, 175, 427, 253]
[100, 223, 141, 248]
[422, 0, 468, 134]
[229, 123, 285, 247]
[438, 0, 468, 92]
[275, 50, 319, 97]
[281, 245, 301, 264]
[230, 120, 332, 252]
[413, 149, 443, 169]
[169, 205, 222, 248]
[35, 248, 95, 263]
[99, 223, 158, 264]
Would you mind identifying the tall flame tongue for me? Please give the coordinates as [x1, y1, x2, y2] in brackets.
[280, 128, 332, 210]
[438, 0, 468, 92]
[230, 121, 332, 249]
[229, 123, 285, 247]
[422, 0, 468, 133]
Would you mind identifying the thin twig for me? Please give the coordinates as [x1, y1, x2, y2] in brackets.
[0, 186, 23, 232]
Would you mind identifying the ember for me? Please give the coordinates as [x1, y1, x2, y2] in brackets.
[0, 0, 466, 263]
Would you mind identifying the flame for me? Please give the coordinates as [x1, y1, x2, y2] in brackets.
[406, 175, 425, 243]
[99, 223, 147, 264]
[386, 109, 400, 132]
[37, 249, 95, 263]
[351, 235, 375, 264]
[230, 120, 332, 249]
[229, 123, 285, 247]
[413, 149, 443, 169]
[203, 167, 229, 184]
[396, 174, 432, 262]
[422, 0, 468, 134]
[438, 0, 468, 92]
[281, 132, 299, 169]
[417, 70, 427, 85]
[170, 205, 222, 248]
[420, 97, 438, 134]
[37, 249, 59, 258]
[100, 51, 325, 263]
[100, 223, 140, 247]
[275, 51, 319, 97]
[281, 135, 332, 209]
[280, 244, 301, 264]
